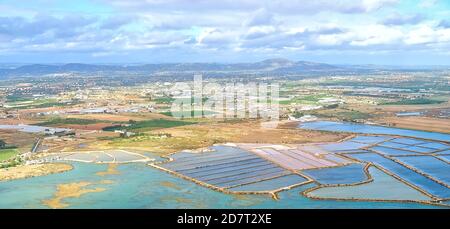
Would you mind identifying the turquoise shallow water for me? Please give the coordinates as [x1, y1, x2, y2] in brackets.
[307, 167, 432, 201]
[0, 162, 444, 209]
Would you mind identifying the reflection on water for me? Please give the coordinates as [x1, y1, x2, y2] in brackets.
[0, 162, 441, 209]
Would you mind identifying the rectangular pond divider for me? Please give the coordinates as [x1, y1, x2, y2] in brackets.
[148, 132, 449, 206]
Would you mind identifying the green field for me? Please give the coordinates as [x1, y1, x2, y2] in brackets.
[153, 97, 176, 104]
[380, 98, 447, 105]
[0, 149, 19, 161]
[6, 95, 31, 102]
[333, 111, 372, 121]
[5, 98, 77, 109]
[37, 117, 106, 126]
[103, 119, 195, 132]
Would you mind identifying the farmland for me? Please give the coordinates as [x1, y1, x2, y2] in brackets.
[0, 148, 19, 161]
[102, 119, 196, 132]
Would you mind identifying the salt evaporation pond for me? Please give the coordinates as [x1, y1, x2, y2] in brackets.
[307, 167, 432, 202]
[302, 163, 368, 185]
[0, 162, 441, 209]
[349, 153, 450, 199]
[370, 146, 421, 156]
[0, 124, 70, 133]
[1, 121, 449, 208]
[299, 121, 450, 142]
[437, 155, 450, 162]
[393, 156, 450, 185]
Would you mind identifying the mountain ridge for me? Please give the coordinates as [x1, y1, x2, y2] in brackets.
[0, 58, 345, 78]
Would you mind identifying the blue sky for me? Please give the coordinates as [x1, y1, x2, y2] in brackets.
[1, 0, 450, 65]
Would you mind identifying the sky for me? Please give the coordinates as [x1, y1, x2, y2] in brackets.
[1, 0, 450, 65]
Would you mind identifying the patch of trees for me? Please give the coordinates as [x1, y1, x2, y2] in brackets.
[0, 139, 16, 149]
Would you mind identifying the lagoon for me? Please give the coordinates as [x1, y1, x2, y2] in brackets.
[0, 162, 441, 209]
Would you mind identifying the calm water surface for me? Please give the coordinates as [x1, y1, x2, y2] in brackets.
[299, 121, 450, 142]
[0, 162, 442, 209]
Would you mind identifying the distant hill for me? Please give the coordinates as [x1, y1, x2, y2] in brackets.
[0, 58, 346, 78]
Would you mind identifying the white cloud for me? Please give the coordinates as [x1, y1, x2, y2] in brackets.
[404, 25, 437, 45]
[350, 25, 403, 46]
[404, 24, 450, 45]
[382, 13, 425, 25]
[244, 8, 275, 26]
[419, 0, 438, 8]
[2, 0, 450, 64]
[104, 0, 399, 14]
[362, 0, 399, 11]
[196, 28, 238, 49]
[316, 34, 348, 46]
